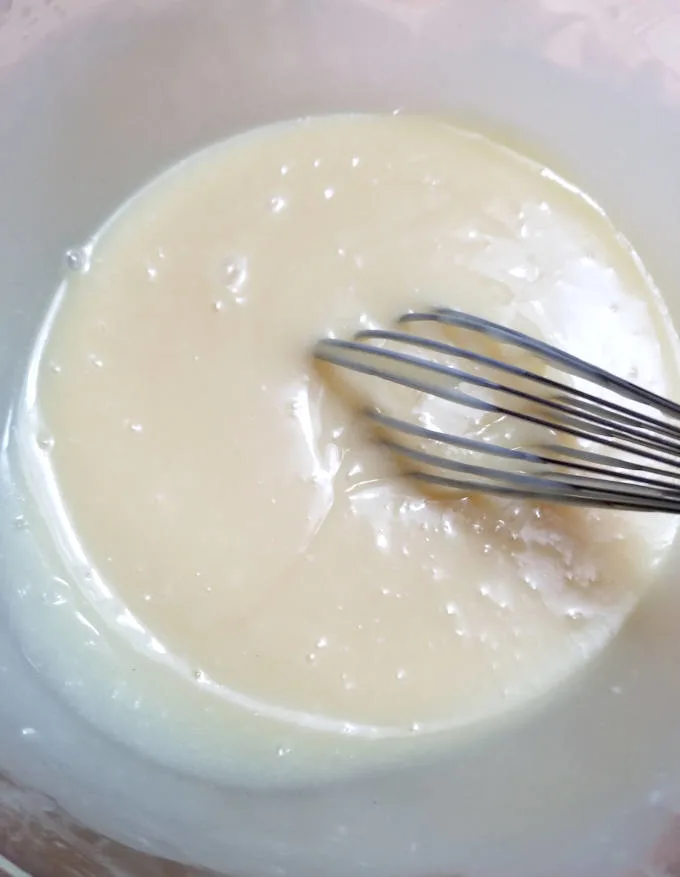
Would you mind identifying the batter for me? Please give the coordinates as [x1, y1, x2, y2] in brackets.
[9, 115, 680, 782]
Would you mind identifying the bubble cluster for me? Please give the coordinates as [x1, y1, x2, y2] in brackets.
[64, 244, 92, 274]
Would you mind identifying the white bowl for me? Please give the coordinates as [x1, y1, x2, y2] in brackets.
[2, 2, 680, 875]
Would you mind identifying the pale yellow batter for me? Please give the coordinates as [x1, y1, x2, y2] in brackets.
[11, 114, 680, 781]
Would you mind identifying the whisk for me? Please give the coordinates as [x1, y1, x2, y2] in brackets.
[313, 308, 680, 512]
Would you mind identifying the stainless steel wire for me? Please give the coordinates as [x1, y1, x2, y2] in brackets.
[314, 308, 680, 512]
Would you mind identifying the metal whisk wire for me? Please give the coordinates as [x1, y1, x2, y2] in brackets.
[313, 308, 680, 512]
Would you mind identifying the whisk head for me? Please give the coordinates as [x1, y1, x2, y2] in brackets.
[313, 308, 680, 513]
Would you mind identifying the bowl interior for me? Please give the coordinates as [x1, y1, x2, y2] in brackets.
[2, 2, 680, 876]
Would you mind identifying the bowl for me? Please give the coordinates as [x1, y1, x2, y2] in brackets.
[2, 1, 680, 875]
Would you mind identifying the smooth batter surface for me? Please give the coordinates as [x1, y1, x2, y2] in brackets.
[10, 115, 680, 781]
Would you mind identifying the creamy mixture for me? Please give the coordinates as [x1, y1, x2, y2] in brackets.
[8, 115, 680, 782]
